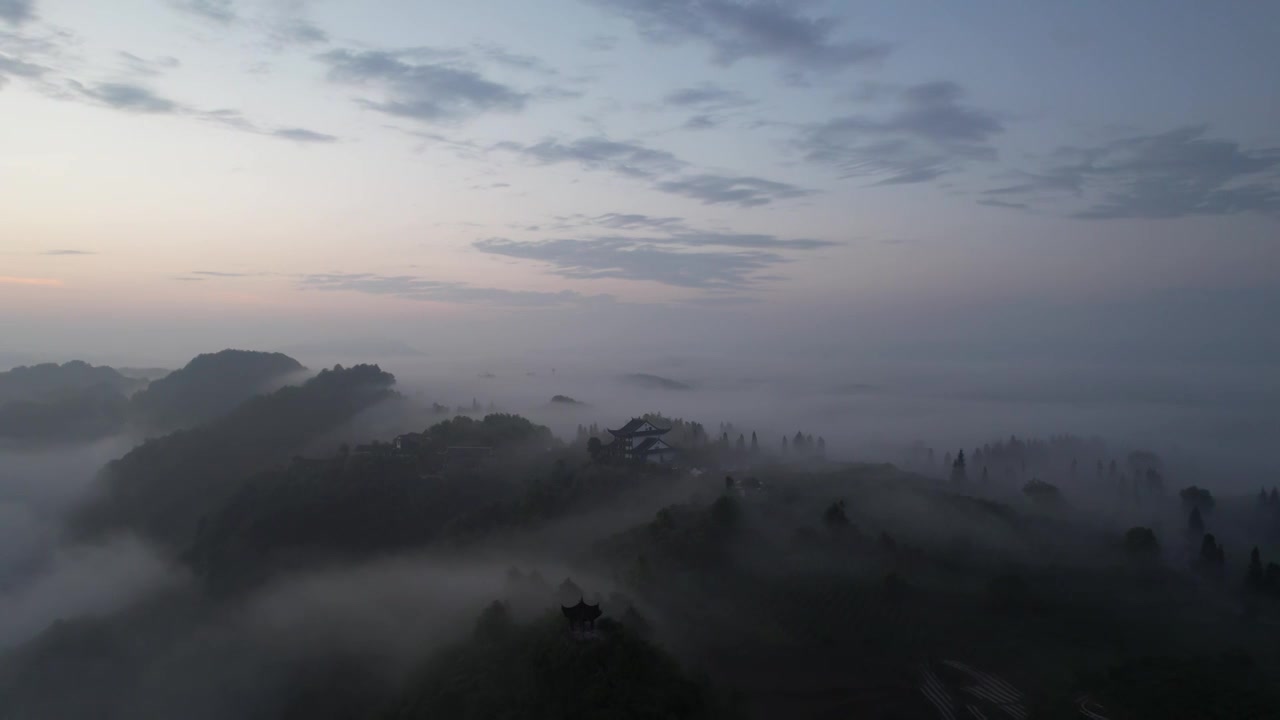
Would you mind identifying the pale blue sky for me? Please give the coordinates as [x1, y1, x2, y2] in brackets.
[2, 0, 1277, 365]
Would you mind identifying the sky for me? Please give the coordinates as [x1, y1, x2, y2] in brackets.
[2, 0, 1278, 368]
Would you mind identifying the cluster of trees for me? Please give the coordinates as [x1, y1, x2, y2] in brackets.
[781, 431, 825, 459]
[186, 412, 689, 593]
[72, 363, 398, 548]
[914, 435, 1169, 506]
[129, 350, 304, 431]
[577, 413, 827, 469]
[377, 603, 736, 719]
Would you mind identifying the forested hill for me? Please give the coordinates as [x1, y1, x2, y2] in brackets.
[73, 363, 397, 549]
[0, 360, 141, 403]
[128, 349, 305, 432]
[0, 361, 143, 445]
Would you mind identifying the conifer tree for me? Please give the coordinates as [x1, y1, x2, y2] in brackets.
[1248, 547, 1265, 591]
[1189, 506, 1205, 536]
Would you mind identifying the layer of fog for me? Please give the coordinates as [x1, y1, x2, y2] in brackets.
[0, 439, 183, 650]
[305, 350, 1279, 492]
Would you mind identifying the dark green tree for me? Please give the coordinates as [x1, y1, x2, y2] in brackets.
[1248, 547, 1265, 591]
[1200, 534, 1225, 581]
[1189, 506, 1205, 536]
[1124, 527, 1160, 559]
[823, 499, 849, 531]
[950, 449, 968, 484]
[1180, 486, 1215, 513]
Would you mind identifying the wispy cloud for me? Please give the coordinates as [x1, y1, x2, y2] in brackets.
[984, 125, 1280, 219]
[655, 174, 813, 206]
[62, 80, 336, 142]
[0, 275, 61, 286]
[297, 272, 611, 307]
[270, 127, 338, 143]
[41, 249, 94, 256]
[588, 213, 685, 231]
[271, 16, 327, 46]
[167, 0, 236, 24]
[318, 48, 530, 123]
[474, 215, 835, 290]
[475, 237, 787, 290]
[0, 49, 46, 85]
[663, 82, 752, 110]
[118, 52, 181, 78]
[496, 136, 685, 179]
[586, 0, 889, 75]
[497, 134, 810, 206]
[663, 82, 753, 133]
[798, 81, 1003, 185]
[0, 0, 35, 26]
[73, 81, 178, 113]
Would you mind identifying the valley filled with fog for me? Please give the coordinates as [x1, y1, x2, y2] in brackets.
[1, 347, 1277, 718]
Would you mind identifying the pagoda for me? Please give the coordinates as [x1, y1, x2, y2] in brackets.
[605, 417, 678, 464]
[561, 598, 602, 636]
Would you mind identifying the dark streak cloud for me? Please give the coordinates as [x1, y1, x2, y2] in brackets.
[654, 173, 812, 206]
[496, 136, 685, 178]
[168, 0, 236, 24]
[473, 216, 833, 290]
[270, 127, 337, 143]
[118, 52, 181, 78]
[41, 249, 94, 256]
[682, 114, 721, 131]
[297, 272, 611, 307]
[590, 213, 685, 230]
[798, 81, 1002, 185]
[977, 198, 1028, 210]
[74, 81, 179, 113]
[663, 82, 751, 109]
[985, 125, 1280, 219]
[586, 0, 889, 73]
[272, 17, 328, 46]
[61, 81, 335, 142]
[0, 50, 45, 84]
[475, 43, 557, 75]
[497, 134, 810, 206]
[475, 237, 787, 290]
[0, 0, 34, 25]
[319, 48, 529, 123]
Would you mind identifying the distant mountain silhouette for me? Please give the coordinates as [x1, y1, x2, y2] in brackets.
[0, 361, 143, 445]
[129, 350, 305, 432]
[0, 360, 141, 404]
[0, 384, 131, 445]
[74, 363, 398, 549]
[619, 373, 692, 391]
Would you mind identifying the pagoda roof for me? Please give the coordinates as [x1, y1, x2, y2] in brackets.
[607, 417, 670, 437]
[561, 599, 602, 622]
[632, 437, 676, 454]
